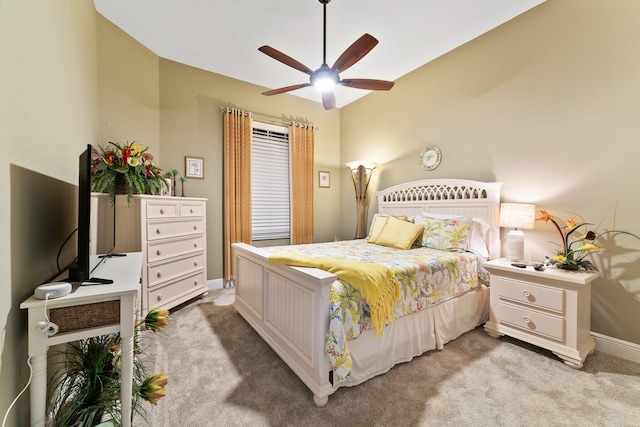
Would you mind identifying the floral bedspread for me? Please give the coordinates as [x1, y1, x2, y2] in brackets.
[261, 240, 482, 384]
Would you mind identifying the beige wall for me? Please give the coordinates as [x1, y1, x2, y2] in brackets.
[97, 16, 160, 158]
[341, 0, 640, 344]
[0, 1, 100, 423]
[158, 60, 342, 279]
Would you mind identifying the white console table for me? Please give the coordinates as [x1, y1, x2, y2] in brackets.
[20, 253, 142, 427]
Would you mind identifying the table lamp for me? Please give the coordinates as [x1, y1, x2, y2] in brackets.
[499, 203, 536, 261]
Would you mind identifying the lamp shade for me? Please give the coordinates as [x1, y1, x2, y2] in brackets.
[499, 203, 536, 230]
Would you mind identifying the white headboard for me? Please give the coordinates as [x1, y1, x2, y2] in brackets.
[376, 179, 503, 259]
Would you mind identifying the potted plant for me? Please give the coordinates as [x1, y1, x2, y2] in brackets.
[47, 309, 170, 426]
[536, 208, 640, 271]
[91, 141, 165, 205]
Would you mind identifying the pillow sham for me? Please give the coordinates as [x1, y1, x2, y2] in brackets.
[420, 212, 490, 258]
[413, 215, 471, 252]
[374, 216, 424, 249]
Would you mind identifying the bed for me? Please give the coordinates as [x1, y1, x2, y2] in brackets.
[232, 179, 502, 406]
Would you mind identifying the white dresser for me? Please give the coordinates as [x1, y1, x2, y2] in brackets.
[92, 193, 208, 313]
[483, 258, 599, 368]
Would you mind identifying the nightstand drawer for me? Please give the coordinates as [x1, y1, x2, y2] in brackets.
[498, 302, 564, 341]
[496, 277, 564, 313]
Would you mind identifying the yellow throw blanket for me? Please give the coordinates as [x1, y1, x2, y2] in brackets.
[268, 251, 400, 336]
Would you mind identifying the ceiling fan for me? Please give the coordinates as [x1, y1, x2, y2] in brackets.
[259, 0, 395, 110]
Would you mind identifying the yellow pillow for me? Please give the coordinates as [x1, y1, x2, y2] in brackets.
[367, 215, 389, 243]
[375, 216, 424, 249]
[367, 214, 410, 242]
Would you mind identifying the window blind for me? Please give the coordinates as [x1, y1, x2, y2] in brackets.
[251, 124, 290, 240]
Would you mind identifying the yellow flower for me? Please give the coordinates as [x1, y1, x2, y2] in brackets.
[128, 156, 140, 167]
[575, 242, 601, 252]
[144, 308, 170, 332]
[132, 143, 142, 155]
[140, 372, 169, 405]
[551, 255, 566, 262]
[536, 209, 554, 222]
[564, 217, 583, 228]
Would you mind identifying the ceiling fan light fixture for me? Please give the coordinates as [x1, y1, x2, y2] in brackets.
[311, 67, 338, 92]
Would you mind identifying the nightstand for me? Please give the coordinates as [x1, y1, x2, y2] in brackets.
[483, 258, 599, 368]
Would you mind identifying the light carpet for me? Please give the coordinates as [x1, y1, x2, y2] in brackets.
[133, 288, 640, 427]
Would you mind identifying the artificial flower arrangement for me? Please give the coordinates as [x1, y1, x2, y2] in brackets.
[536, 208, 640, 271]
[91, 141, 165, 205]
[48, 309, 170, 426]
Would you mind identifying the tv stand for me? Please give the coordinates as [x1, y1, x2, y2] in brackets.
[21, 253, 142, 427]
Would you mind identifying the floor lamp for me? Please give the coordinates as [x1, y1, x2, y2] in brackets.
[346, 161, 377, 239]
[499, 202, 536, 261]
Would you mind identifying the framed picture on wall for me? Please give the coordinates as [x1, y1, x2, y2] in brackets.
[185, 156, 204, 179]
[319, 171, 330, 188]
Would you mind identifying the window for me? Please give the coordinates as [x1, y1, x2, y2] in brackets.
[251, 123, 290, 240]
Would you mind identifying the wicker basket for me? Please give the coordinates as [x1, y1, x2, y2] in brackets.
[49, 300, 121, 334]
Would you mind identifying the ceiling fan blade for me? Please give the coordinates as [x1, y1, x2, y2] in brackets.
[262, 83, 311, 96]
[340, 79, 395, 91]
[331, 34, 378, 73]
[259, 46, 314, 76]
[322, 91, 336, 110]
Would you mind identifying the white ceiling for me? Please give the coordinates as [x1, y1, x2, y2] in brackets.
[94, 0, 545, 109]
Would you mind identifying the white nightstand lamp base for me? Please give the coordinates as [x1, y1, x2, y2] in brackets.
[505, 229, 525, 261]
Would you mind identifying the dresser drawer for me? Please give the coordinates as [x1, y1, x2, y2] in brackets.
[147, 218, 205, 241]
[146, 201, 180, 219]
[147, 235, 205, 263]
[496, 277, 564, 313]
[148, 253, 205, 287]
[498, 302, 564, 341]
[180, 202, 205, 217]
[149, 271, 206, 306]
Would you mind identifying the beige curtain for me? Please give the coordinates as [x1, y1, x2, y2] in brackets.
[289, 122, 315, 244]
[223, 108, 253, 281]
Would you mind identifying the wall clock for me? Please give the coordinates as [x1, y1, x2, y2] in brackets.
[419, 146, 442, 171]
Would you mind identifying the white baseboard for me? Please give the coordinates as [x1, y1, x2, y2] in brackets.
[207, 278, 224, 290]
[592, 332, 640, 364]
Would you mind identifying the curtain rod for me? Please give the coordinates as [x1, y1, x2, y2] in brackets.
[219, 106, 318, 130]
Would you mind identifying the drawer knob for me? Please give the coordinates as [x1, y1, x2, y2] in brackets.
[156, 249, 163, 256]
[190, 208, 194, 214]
[157, 271, 163, 278]
[523, 290, 531, 297]
[194, 242, 198, 248]
[523, 316, 531, 324]
[194, 280, 199, 286]
[160, 208, 165, 214]
[157, 294, 163, 301]
[156, 228, 162, 235]
[194, 261, 198, 266]
[193, 225, 198, 230]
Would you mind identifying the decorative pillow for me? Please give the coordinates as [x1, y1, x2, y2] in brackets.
[367, 214, 409, 243]
[419, 212, 490, 257]
[374, 216, 424, 249]
[367, 215, 389, 243]
[413, 215, 472, 252]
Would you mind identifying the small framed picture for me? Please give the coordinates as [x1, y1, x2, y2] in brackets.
[185, 156, 204, 179]
[161, 178, 172, 196]
[319, 171, 330, 188]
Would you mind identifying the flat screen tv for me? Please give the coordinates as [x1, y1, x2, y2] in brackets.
[66, 144, 113, 284]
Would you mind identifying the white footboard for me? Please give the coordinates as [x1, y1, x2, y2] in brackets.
[232, 242, 337, 406]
